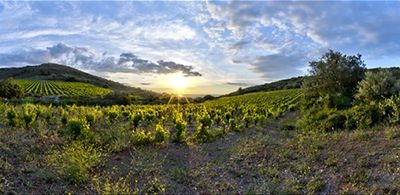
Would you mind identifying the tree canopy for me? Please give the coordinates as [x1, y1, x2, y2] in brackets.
[303, 50, 366, 101]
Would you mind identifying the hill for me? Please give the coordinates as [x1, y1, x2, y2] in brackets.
[0, 63, 158, 97]
[224, 67, 400, 97]
[224, 76, 303, 97]
[16, 80, 112, 97]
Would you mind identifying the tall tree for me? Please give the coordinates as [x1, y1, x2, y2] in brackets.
[303, 50, 366, 101]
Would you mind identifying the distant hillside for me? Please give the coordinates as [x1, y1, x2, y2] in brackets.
[0, 63, 158, 97]
[224, 76, 304, 97]
[224, 67, 400, 97]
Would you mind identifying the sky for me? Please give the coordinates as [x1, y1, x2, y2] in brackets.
[0, 1, 400, 95]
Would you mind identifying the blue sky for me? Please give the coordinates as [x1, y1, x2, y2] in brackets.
[0, 1, 400, 94]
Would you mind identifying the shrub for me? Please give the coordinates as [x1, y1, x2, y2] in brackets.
[347, 103, 382, 129]
[0, 78, 24, 99]
[325, 94, 352, 109]
[297, 106, 346, 132]
[7, 108, 18, 127]
[242, 113, 253, 128]
[356, 70, 400, 103]
[46, 141, 104, 183]
[195, 112, 213, 142]
[67, 118, 91, 140]
[228, 118, 237, 131]
[85, 113, 96, 126]
[22, 104, 37, 129]
[153, 124, 169, 144]
[381, 96, 400, 125]
[132, 130, 152, 145]
[172, 113, 187, 143]
[131, 113, 143, 129]
[60, 109, 68, 125]
[107, 110, 119, 124]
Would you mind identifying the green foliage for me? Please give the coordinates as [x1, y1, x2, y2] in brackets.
[356, 70, 400, 103]
[106, 109, 119, 124]
[6, 107, 18, 127]
[303, 50, 366, 103]
[61, 109, 68, 125]
[229, 118, 237, 131]
[195, 112, 213, 142]
[242, 113, 254, 128]
[172, 113, 187, 143]
[46, 141, 104, 183]
[85, 113, 96, 126]
[67, 118, 91, 140]
[347, 103, 382, 129]
[382, 96, 400, 125]
[324, 94, 352, 109]
[132, 130, 152, 146]
[22, 104, 37, 128]
[153, 123, 169, 144]
[131, 113, 143, 129]
[297, 106, 347, 132]
[0, 78, 24, 99]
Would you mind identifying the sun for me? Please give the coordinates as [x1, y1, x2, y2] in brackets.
[170, 73, 189, 93]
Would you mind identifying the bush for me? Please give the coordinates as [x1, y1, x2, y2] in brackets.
[68, 118, 91, 140]
[228, 118, 237, 131]
[347, 103, 383, 129]
[297, 106, 346, 132]
[22, 104, 37, 129]
[46, 141, 104, 183]
[382, 96, 400, 124]
[131, 113, 143, 129]
[106, 110, 119, 124]
[172, 113, 187, 143]
[356, 70, 400, 103]
[325, 94, 352, 109]
[0, 78, 24, 99]
[153, 124, 169, 144]
[195, 112, 213, 142]
[132, 130, 152, 145]
[7, 108, 18, 127]
[85, 113, 96, 126]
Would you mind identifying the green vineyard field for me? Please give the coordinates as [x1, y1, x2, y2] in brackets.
[16, 80, 112, 96]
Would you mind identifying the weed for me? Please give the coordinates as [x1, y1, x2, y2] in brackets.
[46, 141, 104, 183]
[384, 126, 400, 140]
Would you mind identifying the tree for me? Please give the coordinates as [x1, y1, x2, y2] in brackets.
[303, 50, 366, 102]
[0, 78, 24, 99]
[356, 70, 400, 103]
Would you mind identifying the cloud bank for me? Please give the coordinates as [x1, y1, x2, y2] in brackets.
[0, 43, 202, 77]
[1, 1, 400, 93]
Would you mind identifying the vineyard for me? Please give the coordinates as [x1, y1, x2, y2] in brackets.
[1, 88, 399, 194]
[15, 80, 112, 96]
